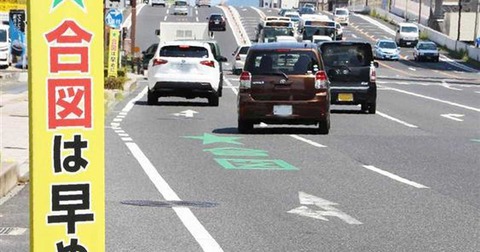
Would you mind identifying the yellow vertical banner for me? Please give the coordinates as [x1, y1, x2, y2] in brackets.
[28, 0, 105, 251]
[108, 29, 120, 77]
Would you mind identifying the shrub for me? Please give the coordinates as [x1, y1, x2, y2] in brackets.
[419, 31, 429, 41]
[104, 76, 127, 90]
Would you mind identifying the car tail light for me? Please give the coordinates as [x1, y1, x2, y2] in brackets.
[179, 45, 190, 49]
[200, 60, 215, 68]
[235, 54, 241, 60]
[153, 58, 168, 66]
[315, 71, 327, 89]
[370, 65, 376, 82]
[239, 71, 252, 89]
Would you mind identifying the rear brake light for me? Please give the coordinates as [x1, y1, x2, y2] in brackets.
[370, 65, 376, 82]
[315, 71, 328, 89]
[275, 49, 290, 52]
[179, 45, 190, 49]
[200, 60, 215, 68]
[239, 71, 252, 89]
[153, 58, 168, 66]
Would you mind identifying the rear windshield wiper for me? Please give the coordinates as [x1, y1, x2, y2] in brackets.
[260, 71, 289, 79]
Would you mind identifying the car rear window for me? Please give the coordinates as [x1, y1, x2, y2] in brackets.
[239, 46, 250, 54]
[321, 44, 373, 67]
[401, 26, 417, 33]
[159, 46, 209, 58]
[418, 43, 437, 50]
[245, 50, 320, 75]
[175, 1, 187, 6]
[335, 10, 348, 15]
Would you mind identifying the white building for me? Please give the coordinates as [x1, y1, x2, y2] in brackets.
[259, 0, 279, 8]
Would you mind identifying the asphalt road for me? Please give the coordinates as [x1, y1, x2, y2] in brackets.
[1, 4, 479, 252]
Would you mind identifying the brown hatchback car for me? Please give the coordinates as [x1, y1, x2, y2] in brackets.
[237, 42, 330, 134]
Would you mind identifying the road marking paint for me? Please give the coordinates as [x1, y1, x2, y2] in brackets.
[362, 165, 429, 188]
[113, 118, 123, 122]
[383, 87, 480, 112]
[118, 133, 129, 137]
[378, 61, 417, 77]
[441, 81, 462, 91]
[196, 17, 199, 22]
[224, 78, 238, 95]
[376, 111, 419, 128]
[290, 135, 327, 148]
[121, 137, 133, 142]
[119, 112, 128, 115]
[351, 34, 358, 38]
[408, 67, 416, 71]
[125, 142, 223, 251]
[123, 86, 148, 113]
[122, 3, 147, 29]
[114, 130, 125, 133]
[441, 114, 464, 122]
[110, 122, 120, 128]
[196, 10, 199, 15]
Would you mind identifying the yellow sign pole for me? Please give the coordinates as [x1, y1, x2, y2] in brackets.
[108, 29, 120, 77]
[28, 0, 105, 251]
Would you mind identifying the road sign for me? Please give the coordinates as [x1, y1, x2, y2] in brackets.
[29, 0, 105, 251]
[105, 8, 123, 29]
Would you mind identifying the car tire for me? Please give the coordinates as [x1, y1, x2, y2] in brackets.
[147, 89, 157, 105]
[317, 118, 330, 135]
[208, 94, 219, 106]
[238, 120, 253, 134]
[367, 102, 376, 114]
[435, 57, 439, 62]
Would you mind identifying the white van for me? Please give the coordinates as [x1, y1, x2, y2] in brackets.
[334, 8, 349, 25]
[0, 24, 10, 69]
[395, 22, 419, 47]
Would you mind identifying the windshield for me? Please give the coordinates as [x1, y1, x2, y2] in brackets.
[335, 10, 348, 15]
[303, 27, 336, 40]
[175, 1, 187, 6]
[0, 29, 6, 42]
[300, 8, 315, 14]
[321, 44, 373, 67]
[401, 26, 418, 33]
[379, 41, 397, 49]
[418, 43, 437, 50]
[245, 51, 320, 75]
[286, 15, 300, 21]
[264, 27, 294, 38]
[159, 46, 209, 58]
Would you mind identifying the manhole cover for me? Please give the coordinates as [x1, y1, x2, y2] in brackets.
[121, 200, 218, 208]
[0, 227, 27, 235]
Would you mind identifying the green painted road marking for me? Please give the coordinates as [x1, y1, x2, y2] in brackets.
[183, 133, 243, 145]
[204, 147, 268, 157]
[215, 159, 298, 170]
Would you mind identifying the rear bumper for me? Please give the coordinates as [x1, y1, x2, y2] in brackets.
[209, 24, 226, 31]
[150, 82, 217, 98]
[330, 85, 376, 105]
[238, 93, 330, 124]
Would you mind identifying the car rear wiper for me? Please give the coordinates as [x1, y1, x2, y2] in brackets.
[261, 71, 289, 79]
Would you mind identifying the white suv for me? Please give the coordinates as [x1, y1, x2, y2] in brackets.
[334, 8, 349, 25]
[395, 22, 419, 47]
[147, 41, 221, 106]
[0, 24, 10, 69]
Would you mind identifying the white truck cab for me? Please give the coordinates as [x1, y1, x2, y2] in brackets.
[395, 22, 419, 47]
[0, 24, 11, 69]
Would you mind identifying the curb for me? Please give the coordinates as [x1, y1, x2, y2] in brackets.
[105, 73, 143, 112]
[0, 161, 19, 198]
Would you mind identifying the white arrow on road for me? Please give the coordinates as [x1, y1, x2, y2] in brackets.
[441, 114, 464, 122]
[288, 192, 362, 225]
[173, 110, 198, 118]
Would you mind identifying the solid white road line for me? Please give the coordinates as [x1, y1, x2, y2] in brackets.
[290, 135, 327, 148]
[224, 78, 238, 95]
[123, 86, 148, 113]
[377, 111, 418, 128]
[196, 17, 199, 22]
[125, 142, 223, 252]
[122, 4, 147, 29]
[384, 87, 480, 112]
[362, 165, 429, 189]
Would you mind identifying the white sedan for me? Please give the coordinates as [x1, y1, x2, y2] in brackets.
[147, 41, 221, 106]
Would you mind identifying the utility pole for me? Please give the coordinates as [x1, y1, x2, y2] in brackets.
[418, 0, 422, 23]
[131, 0, 137, 59]
[405, 0, 408, 21]
[474, 0, 479, 42]
[457, 0, 462, 41]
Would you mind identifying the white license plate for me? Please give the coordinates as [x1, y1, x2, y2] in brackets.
[273, 105, 292, 116]
[214, 21, 220, 24]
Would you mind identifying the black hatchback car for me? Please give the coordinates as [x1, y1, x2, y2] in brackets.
[208, 13, 226, 31]
[320, 41, 378, 114]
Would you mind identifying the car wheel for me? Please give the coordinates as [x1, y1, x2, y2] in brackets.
[208, 94, 219, 106]
[367, 102, 376, 114]
[218, 84, 223, 97]
[147, 89, 157, 105]
[238, 120, 253, 134]
[317, 118, 330, 135]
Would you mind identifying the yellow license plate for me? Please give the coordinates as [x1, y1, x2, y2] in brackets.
[338, 93, 353, 102]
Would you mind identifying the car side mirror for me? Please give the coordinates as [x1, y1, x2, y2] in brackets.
[397, 47, 401, 50]
[373, 62, 379, 68]
[206, 17, 209, 20]
[155, 29, 160, 36]
[217, 56, 228, 62]
[142, 51, 146, 54]
[396, 29, 400, 33]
